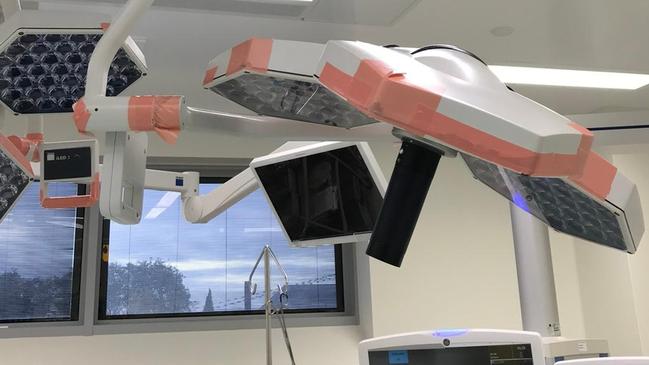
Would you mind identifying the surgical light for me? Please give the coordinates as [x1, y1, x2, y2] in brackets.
[489, 65, 649, 90]
[205, 38, 381, 129]
[0, 10, 147, 115]
[0, 33, 142, 114]
[0, 132, 34, 223]
[212, 73, 378, 128]
[463, 153, 636, 252]
[207, 39, 645, 266]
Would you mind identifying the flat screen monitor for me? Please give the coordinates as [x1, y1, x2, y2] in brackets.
[368, 344, 533, 365]
[251, 142, 386, 247]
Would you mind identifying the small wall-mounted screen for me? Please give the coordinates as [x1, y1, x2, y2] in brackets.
[43, 147, 92, 181]
[369, 344, 534, 365]
[254, 145, 384, 243]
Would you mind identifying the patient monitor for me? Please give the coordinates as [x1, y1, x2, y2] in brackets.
[359, 329, 544, 365]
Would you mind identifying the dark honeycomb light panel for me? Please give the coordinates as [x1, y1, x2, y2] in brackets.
[463, 154, 628, 251]
[0, 149, 30, 221]
[212, 73, 379, 128]
[0, 32, 143, 114]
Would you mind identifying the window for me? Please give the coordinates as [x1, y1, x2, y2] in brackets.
[0, 183, 84, 323]
[99, 180, 343, 319]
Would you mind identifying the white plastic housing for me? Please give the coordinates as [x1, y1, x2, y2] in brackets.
[100, 131, 147, 225]
[556, 359, 649, 365]
[358, 329, 545, 365]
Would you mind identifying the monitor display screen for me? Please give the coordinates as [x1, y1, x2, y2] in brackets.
[254, 145, 384, 243]
[43, 147, 92, 181]
[369, 344, 534, 365]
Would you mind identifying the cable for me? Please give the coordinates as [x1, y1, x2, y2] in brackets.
[410, 44, 487, 66]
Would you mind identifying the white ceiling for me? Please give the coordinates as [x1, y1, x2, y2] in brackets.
[15, 0, 649, 146]
[64, 0, 421, 25]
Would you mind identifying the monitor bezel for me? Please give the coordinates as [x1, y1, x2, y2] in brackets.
[250, 141, 387, 247]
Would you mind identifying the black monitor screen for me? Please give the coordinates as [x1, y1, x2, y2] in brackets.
[43, 147, 92, 181]
[369, 344, 534, 365]
[254, 145, 384, 243]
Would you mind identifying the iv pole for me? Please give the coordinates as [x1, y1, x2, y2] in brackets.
[246, 245, 291, 365]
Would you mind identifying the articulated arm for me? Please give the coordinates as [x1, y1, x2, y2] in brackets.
[182, 167, 258, 223]
[180, 141, 325, 223]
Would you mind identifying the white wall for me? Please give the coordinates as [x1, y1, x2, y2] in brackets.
[0, 135, 593, 364]
[0, 326, 362, 365]
[611, 147, 649, 355]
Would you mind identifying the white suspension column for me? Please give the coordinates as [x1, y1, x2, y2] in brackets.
[510, 202, 562, 337]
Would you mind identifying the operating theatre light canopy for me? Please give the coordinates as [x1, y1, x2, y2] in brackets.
[0, 9, 147, 114]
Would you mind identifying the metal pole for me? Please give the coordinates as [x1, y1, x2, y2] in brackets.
[244, 281, 252, 311]
[510, 203, 561, 337]
[264, 245, 273, 365]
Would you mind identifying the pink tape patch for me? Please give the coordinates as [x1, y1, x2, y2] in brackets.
[128, 96, 182, 144]
[41, 173, 100, 209]
[0, 132, 33, 176]
[226, 38, 273, 76]
[72, 98, 91, 134]
[569, 152, 617, 199]
[319, 60, 592, 177]
[203, 66, 218, 86]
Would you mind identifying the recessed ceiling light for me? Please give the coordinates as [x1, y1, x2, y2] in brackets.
[490, 26, 515, 37]
[489, 65, 649, 90]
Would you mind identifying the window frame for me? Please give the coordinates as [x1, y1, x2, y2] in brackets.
[0, 158, 360, 337]
[0, 184, 86, 324]
[91, 159, 359, 334]
[0, 184, 96, 338]
[97, 176, 347, 320]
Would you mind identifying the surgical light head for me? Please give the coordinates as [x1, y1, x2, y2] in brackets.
[0, 132, 34, 223]
[204, 38, 380, 129]
[208, 38, 644, 266]
[0, 10, 146, 114]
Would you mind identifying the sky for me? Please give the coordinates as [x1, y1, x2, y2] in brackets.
[0, 183, 337, 315]
[107, 184, 337, 313]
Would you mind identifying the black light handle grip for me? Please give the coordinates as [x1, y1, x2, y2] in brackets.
[366, 139, 442, 267]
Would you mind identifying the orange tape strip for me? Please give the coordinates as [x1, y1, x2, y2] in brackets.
[319, 60, 592, 177]
[128, 96, 182, 144]
[568, 152, 617, 199]
[72, 98, 91, 133]
[0, 132, 33, 175]
[203, 66, 218, 86]
[226, 38, 273, 76]
[41, 173, 100, 209]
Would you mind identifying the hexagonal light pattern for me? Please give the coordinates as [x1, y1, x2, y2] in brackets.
[212, 73, 379, 128]
[0, 32, 143, 114]
[0, 143, 32, 223]
[462, 153, 627, 251]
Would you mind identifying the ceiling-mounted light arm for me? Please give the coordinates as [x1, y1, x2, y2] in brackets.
[181, 141, 322, 224]
[85, 0, 153, 97]
[0, 0, 21, 19]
